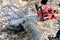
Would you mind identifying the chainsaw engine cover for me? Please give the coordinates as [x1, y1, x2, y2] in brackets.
[37, 6, 59, 21]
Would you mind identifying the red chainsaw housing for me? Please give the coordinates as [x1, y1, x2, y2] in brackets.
[37, 6, 59, 21]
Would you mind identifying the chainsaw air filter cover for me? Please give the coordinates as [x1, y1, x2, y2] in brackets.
[41, 0, 48, 5]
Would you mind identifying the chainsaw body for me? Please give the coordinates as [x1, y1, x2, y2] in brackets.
[37, 6, 59, 21]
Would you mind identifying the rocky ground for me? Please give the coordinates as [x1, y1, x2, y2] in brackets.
[0, 0, 60, 40]
[0, 19, 60, 40]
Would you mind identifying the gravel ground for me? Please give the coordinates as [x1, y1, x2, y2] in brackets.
[0, 19, 60, 40]
[0, 0, 60, 40]
[34, 19, 60, 40]
[0, 28, 30, 40]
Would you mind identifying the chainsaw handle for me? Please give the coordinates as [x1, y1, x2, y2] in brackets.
[35, 3, 39, 11]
